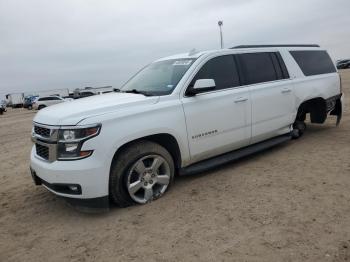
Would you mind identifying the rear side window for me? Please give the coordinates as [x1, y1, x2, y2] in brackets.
[190, 55, 240, 91]
[237, 52, 283, 85]
[290, 50, 336, 76]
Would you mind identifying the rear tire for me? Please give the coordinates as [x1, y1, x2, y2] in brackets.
[109, 141, 175, 207]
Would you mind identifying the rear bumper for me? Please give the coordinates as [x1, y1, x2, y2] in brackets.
[329, 93, 343, 125]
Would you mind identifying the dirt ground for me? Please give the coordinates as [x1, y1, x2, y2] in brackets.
[0, 71, 349, 262]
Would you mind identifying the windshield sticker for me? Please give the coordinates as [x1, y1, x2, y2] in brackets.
[173, 60, 193, 66]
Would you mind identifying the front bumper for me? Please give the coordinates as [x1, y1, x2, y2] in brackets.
[30, 146, 109, 200]
[30, 168, 109, 211]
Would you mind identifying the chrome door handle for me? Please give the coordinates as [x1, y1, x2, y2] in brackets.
[234, 97, 248, 103]
[281, 88, 292, 94]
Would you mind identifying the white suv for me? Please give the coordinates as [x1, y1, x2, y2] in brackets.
[30, 44, 343, 210]
[33, 96, 71, 110]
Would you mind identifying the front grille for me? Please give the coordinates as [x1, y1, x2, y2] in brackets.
[34, 126, 51, 138]
[36, 144, 49, 160]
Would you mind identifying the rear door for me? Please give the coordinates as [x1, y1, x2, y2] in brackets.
[181, 55, 251, 163]
[237, 52, 295, 143]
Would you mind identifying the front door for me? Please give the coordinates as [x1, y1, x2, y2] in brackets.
[181, 55, 251, 163]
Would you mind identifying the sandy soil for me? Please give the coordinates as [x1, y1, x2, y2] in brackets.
[0, 71, 349, 262]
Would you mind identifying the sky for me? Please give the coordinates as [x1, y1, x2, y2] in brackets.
[0, 0, 349, 99]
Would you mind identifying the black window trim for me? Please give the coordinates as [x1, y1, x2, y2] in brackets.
[276, 52, 290, 79]
[289, 50, 337, 77]
[183, 52, 292, 97]
[184, 54, 242, 97]
[269, 53, 283, 80]
[237, 51, 290, 86]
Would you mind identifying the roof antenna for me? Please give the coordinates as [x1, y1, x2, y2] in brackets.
[188, 48, 199, 56]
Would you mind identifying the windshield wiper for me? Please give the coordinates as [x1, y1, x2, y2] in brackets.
[122, 89, 152, 96]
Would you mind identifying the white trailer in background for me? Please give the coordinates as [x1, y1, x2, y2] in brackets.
[6, 93, 24, 108]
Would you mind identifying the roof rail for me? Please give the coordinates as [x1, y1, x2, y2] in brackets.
[231, 44, 320, 49]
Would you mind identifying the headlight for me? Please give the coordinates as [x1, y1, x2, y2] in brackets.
[57, 124, 101, 160]
[63, 130, 76, 140]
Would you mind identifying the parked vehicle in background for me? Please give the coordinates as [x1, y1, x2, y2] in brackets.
[79, 91, 95, 98]
[6, 93, 24, 108]
[63, 94, 75, 100]
[73, 86, 114, 99]
[0, 100, 7, 115]
[337, 59, 350, 69]
[26, 88, 70, 99]
[33, 96, 72, 110]
[30, 44, 343, 210]
[23, 96, 38, 110]
[97, 91, 113, 95]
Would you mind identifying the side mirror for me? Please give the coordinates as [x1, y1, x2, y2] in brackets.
[188, 79, 216, 96]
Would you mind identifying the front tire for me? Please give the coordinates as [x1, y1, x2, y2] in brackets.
[109, 141, 175, 207]
[291, 121, 306, 139]
[38, 105, 46, 110]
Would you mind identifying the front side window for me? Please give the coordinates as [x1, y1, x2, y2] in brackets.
[121, 58, 195, 96]
[238, 52, 278, 85]
[189, 55, 240, 91]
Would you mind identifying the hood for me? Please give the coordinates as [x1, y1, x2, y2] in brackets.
[33, 93, 159, 126]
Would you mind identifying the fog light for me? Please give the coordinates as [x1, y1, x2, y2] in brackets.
[69, 185, 79, 191]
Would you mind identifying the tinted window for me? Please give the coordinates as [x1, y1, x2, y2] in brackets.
[80, 92, 94, 97]
[238, 52, 279, 85]
[290, 50, 336, 76]
[190, 55, 239, 91]
[275, 52, 290, 79]
[122, 58, 195, 96]
[38, 97, 49, 101]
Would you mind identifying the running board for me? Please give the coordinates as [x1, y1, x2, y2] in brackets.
[179, 134, 291, 176]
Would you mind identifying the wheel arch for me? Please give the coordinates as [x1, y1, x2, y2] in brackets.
[110, 133, 182, 173]
[295, 97, 327, 124]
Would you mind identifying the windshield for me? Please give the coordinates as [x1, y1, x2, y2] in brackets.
[121, 58, 195, 96]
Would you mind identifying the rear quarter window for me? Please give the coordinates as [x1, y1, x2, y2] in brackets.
[290, 50, 336, 76]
